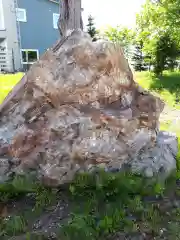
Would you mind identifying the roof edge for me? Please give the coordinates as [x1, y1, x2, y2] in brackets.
[48, 0, 59, 4]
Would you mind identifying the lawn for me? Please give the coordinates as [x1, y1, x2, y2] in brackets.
[135, 71, 180, 136]
[0, 73, 24, 104]
[135, 71, 180, 109]
[0, 71, 179, 239]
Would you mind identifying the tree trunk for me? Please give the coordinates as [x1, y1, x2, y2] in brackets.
[58, 0, 83, 37]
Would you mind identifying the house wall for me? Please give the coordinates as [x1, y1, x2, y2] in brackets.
[0, 0, 21, 71]
[0, 0, 5, 30]
[17, 0, 60, 56]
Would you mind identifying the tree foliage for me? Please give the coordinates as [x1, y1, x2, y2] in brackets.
[96, 0, 180, 74]
[136, 0, 180, 74]
[87, 15, 97, 41]
[132, 40, 146, 71]
[154, 33, 179, 75]
[103, 26, 135, 58]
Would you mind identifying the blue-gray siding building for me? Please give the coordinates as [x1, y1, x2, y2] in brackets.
[18, 0, 60, 55]
[0, 0, 60, 72]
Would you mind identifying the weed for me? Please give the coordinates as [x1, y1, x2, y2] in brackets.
[0, 215, 27, 236]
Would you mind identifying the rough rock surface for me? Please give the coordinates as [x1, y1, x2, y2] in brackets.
[130, 131, 178, 178]
[0, 30, 178, 185]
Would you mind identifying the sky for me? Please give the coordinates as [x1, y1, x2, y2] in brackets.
[82, 0, 146, 30]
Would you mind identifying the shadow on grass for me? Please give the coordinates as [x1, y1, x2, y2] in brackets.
[149, 72, 180, 103]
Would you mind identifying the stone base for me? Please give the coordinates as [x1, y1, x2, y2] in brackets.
[129, 131, 178, 178]
[0, 131, 178, 185]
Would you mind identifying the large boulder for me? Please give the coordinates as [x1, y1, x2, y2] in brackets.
[0, 30, 178, 186]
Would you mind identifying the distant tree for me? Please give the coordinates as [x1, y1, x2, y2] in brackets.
[136, 0, 180, 74]
[103, 26, 135, 58]
[154, 33, 179, 75]
[132, 40, 145, 71]
[87, 15, 97, 41]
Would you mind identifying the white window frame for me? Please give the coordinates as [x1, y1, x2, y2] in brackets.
[16, 8, 27, 22]
[21, 49, 39, 64]
[53, 13, 59, 29]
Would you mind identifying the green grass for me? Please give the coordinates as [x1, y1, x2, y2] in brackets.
[0, 73, 23, 103]
[0, 71, 179, 239]
[135, 71, 180, 109]
[135, 71, 180, 139]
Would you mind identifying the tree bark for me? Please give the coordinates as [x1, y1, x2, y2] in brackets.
[58, 0, 83, 37]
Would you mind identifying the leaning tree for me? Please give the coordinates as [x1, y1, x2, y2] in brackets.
[58, 0, 83, 36]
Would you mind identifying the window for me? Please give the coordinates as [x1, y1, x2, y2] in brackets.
[21, 49, 39, 64]
[53, 13, 59, 29]
[16, 8, 27, 22]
